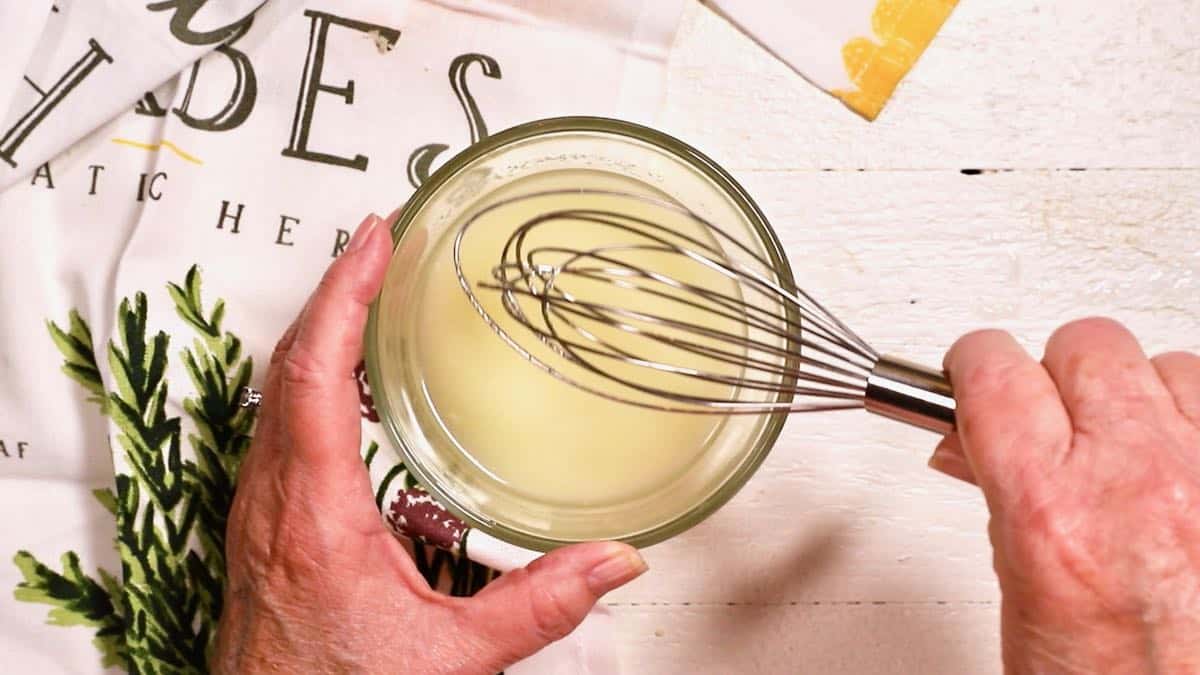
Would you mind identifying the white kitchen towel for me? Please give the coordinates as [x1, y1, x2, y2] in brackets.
[709, 0, 959, 120]
[0, 1, 683, 672]
[0, 0, 964, 671]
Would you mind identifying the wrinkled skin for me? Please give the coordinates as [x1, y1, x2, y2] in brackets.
[930, 321, 1200, 673]
[212, 213, 647, 674]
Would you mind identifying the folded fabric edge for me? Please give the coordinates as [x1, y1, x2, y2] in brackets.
[414, 0, 683, 61]
[616, 0, 688, 125]
[0, 1, 270, 192]
[703, 0, 960, 121]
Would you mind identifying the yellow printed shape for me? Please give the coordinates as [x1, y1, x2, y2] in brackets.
[834, 0, 958, 121]
[112, 138, 203, 165]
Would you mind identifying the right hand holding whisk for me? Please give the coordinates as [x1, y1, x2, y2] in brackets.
[929, 318, 1200, 673]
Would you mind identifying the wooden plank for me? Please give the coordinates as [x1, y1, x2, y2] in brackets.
[741, 169, 1200, 356]
[665, 2, 1200, 170]
[608, 603, 1002, 674]
[608, 169, 1198, 605]
[625, 8, 1197, 671]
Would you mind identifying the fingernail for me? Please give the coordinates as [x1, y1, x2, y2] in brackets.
[348, 213, 382, 253]
[385, 206, 403, 225]
[928, 448, 977, 485]
[587, 543, 648, 595]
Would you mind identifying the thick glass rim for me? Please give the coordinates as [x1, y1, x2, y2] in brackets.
[365, 116, 798, 551]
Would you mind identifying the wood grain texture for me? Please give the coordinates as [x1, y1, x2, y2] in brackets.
[610, 169, 1197, 603]
[622, 1, 1200, 672]
[667, 1, 1200, 170]
[608, 603, 1002, 674]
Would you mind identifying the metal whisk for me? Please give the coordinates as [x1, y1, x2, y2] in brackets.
[452, 189, 956, 434]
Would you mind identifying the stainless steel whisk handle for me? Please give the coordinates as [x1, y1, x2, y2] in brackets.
[864, 355, 957, 435]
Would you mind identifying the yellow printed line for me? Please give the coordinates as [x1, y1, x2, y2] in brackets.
[111, 138, 204, 165]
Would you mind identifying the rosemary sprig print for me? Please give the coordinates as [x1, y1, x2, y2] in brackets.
[47, 309, 107, 407]
[12, 314, 128, 669]
[15, 263, 491, 672]
[14, 267, 254, 673]
[12, 549, 126, 667]
[169, 265, 255, 600]
[105, 282, 217, 670]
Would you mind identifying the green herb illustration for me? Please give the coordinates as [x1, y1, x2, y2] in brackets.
[12, 548, 126, 668]
[15, 310, 128, 668]
[15, 266, 253, 672]
[13, 265, 492, 671]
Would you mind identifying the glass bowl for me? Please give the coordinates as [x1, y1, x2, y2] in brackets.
[365, 117, 797, 551]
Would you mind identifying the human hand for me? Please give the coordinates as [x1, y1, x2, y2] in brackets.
[929, 319, 1200, 673]
[213, 212, 648, 674]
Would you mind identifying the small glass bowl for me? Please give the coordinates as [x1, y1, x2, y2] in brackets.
[365, 117, 797, 551]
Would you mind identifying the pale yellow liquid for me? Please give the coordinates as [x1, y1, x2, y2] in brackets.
[407, 169, 745, 508]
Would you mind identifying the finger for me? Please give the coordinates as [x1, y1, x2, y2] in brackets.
[255, 208, 401, 445]
[1152, 351, 1200, 427]
[270, 303, 307, 368]
[928, 434, 978, 485]
[944, 329, 1071, 503]
[280, 212, 392, 468]
[465, 542, 647, 669]
[260, 302, 308, 426]
[267, 204, 402, 378]
[235, 301, 310, 486]
[277, 206, 404, 390]
[1041, 317, 1172, 431]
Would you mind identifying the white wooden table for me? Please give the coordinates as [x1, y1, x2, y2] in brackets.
[607, 2, 1200, 672]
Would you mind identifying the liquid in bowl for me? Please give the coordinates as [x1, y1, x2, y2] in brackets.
[366, 118, 795, 550]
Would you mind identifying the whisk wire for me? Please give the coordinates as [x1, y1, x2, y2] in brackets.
[453, 188, 884, 415]
[507, 239, 877, 386]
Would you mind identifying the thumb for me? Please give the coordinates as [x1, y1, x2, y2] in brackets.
[464, 542, 647, 669]
[278, 212, 393, 470]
